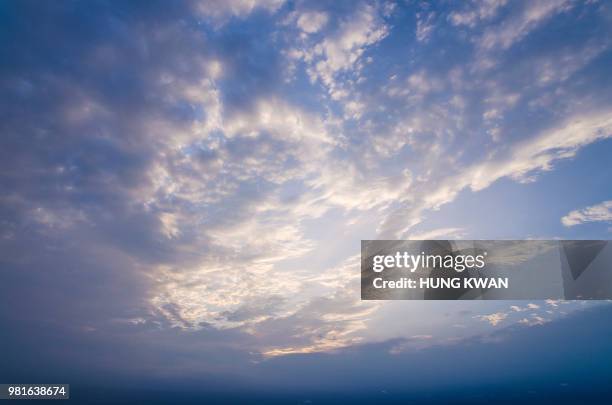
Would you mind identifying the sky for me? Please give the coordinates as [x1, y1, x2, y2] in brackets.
[1, 0, 612, 402]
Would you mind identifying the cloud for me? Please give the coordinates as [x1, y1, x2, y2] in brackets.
[518, 314, 549, 326]
[416, 11, 436, 42]
[290, 4, 389, 100]
[561, 200, 612, 227]
[510, 303, 541, 312]
[378, 110, 612, 238]
[532, 41, 609, 86]
[193, 0, 285, 21]
[453, 111, 612, 192]
[258, 256, 381, 356]
[475, 302, 557, 328]
[478, 0, 572, 51]
[449, 0, 508, 28]
[1, 0, 611, 368]
[388, 335, 434, 354]
[475, 312, 507, 326]
[407, 227, 466, 240]
[297, 11, 329, 34]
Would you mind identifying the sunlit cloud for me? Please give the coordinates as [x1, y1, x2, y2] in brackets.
[1, 0, 611, 367]
[562, 200, 612, 227]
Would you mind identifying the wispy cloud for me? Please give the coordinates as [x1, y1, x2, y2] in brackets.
[1, 0, 611, 366]
[562, 200, 612, 227]
[476, 312, 508, 326]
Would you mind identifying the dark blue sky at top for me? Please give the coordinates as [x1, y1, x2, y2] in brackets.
[1, 0, 612, 403]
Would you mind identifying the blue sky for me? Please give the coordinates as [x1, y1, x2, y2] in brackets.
[1, 0, 612, 401]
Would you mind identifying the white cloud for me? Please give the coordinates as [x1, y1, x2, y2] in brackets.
[449, 0, 508, 28]
[416, 12, 435, 42]
[476, 312, 507, 326]
[194, 0, 285, 20]
[509, 301, 547, 313]
[407, 227, 466, 240]
[7, 0, 611, 365]
[441, 110, 612, 207]
[292, 4, 389, 98]
[562, 200, 612, 227]
[343, 100, 365, 120]
[518, 314, 549, 326]
[259, 256, 381, 356]
[478, 0, 572, 50]
[378, 110, 612, 238]
[534, 42, 608, 86]
[297, 11, 329, 34]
